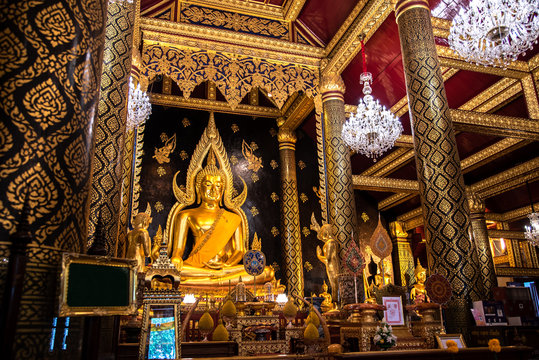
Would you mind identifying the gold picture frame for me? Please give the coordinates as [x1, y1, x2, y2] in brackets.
[436, 333, 467, 349]
[59, 253, 138, 316]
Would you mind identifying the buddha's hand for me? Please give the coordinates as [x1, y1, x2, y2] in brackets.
[203, 260, 224, 270]
[171, 257, 183, 271]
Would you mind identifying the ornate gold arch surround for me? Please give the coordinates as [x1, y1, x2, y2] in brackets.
[142, 44, 320, 109]
[165, 112, 248, 253]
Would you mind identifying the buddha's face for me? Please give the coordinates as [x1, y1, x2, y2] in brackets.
[200, 174, 224, 205]
[417, 270, 426, 284]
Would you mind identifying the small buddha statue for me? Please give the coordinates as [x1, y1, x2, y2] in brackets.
[411, 259, 429, 303]
[320, 281, 334, 312]
[126, 205, 152, 272]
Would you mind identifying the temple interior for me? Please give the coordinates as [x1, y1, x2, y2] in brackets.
[1, 0, 539, 359]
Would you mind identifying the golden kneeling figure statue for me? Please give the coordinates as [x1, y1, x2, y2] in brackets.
[164, 115, 274, 289]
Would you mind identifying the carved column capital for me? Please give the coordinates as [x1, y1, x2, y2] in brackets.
[466, 188, 485, 215]
[395, 0, 430, 23]
[277, 127, 297, 150]
[320, 72, 345, 102]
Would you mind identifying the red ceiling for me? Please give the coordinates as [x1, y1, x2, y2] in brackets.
[296, 0, 358, 44]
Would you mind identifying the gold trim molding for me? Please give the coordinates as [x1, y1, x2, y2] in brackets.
[150, 93, 281, 118]
[141, 17, 324, 67]
[352, 175, 419, 193]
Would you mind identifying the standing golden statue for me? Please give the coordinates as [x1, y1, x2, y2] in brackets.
[410, 259, 429, 303]
[310, 213, 340, 301]
[126, 204, 152, 272]
[165, 113, 274, 288]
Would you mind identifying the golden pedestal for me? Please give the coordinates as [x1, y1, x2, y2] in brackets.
[406, 303, 444, 348]
[340, 304, 386, 351]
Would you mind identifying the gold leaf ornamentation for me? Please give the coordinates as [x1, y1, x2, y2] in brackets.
[179, 150, 189, 161]
[298, 160, 306, 170]
[230, 155, 238, 165]
[269, 128, 277, 137]
[23, 77, 67, 130]
[182, 117, 190, 127]
[249, 141, 258, 151]
[155, 201, 164, 213]
[157, 166, 166, 177]
[251, 233, 262, 251]
[7, 163, 59, 223]
[64, 135, 88, 187]
[180, 4, 289, 39]
[153, 134, 176, 164]
[270, 160, 278, 169]
[302, 226, 310, 237]
[304, 261, 313, 272]
[361, 212, 370, 223]
[0, 27, 27, 75]
[250, 206, 259, 217]
[271, 226, 279, 237]
[160, 133, 168, 142]
[242, 140, 263, 173]
[251, 173, 259, 183]
[231, 123, 239, 133]
[270, 192, 279, 202]
[35, 2, 76, 47]
[143, 46, 319, 109]
[300, 193, 308, 203]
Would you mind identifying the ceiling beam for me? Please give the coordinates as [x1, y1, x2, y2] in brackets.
[488, 230, 527, 240]
[283, 0, 307, 21]
[378, 193, 416, 211]
[486, 202, 539, 223]
[450, 109, 539, 140]
[395, 158, 539, 230]
[141, 18, 324, 67]
[278, 94, 314, 130]
[360, 148, 415, 177]
[150, 93, 281, 117]
[352, 175, 418, 192]
[186, 0, 284, 20]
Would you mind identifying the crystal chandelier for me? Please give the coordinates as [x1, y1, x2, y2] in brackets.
[127, 77, 151, 130]
[449, 0, 539, 68]
[342, 40, 402, 161]
[525, 181, 539, 247]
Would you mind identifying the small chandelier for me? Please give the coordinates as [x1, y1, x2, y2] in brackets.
[449, 0, 539, 68]
[342, 40, 402, 161]
[525, 181, 539, 247]
[127, 77, 151, 130]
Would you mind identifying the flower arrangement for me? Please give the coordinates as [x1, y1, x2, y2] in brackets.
[488, 338, 501, 359]
[373, 321, 397, 350]
[445, 340, 459, 353]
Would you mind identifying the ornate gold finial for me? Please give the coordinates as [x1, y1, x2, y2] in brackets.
[251, 232, 262, 251]
[145, 202, 152, 217]
[466, 188, 485, 214]
[414, 258, 425, 276]
[154, 224, 163, 244]
[207, 112, 217, 139]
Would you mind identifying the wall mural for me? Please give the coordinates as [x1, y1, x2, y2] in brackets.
[137, 106, 324, 294]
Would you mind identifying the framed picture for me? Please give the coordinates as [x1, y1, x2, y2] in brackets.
[59, 253, 138, 316]
[436, 334, 467, 349]
[382, 296, 405, 326]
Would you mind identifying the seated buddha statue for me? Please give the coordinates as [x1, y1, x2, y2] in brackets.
[166, 140, 274, 288]
[410, 259, 429, 303]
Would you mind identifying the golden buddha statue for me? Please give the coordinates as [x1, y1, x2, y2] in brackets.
[126, 204, 152, 272]
[311, 214, 340, 302]
[164, 113, 274, 288]
[319, 281, 334, 312]
[410, 259, 429, 303]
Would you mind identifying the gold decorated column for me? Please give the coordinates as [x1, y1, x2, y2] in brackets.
[320, 73, 359, 256]
[0, 0, 107, 357]
[278, 127, 304, 299]
[467, 190, 497, 298]
[320, 73, 361, 304]
[88, 0, 136, 255]
[395, 0, 481, 333]
[389, 221, 415, 286]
